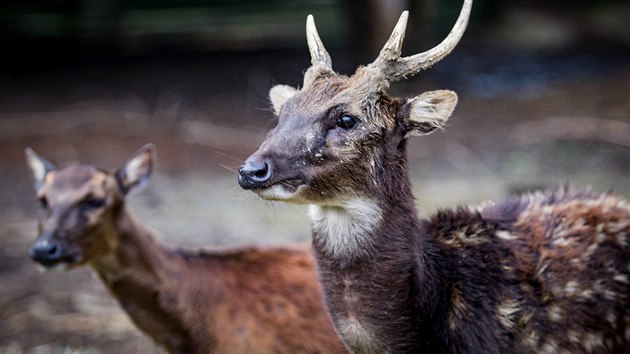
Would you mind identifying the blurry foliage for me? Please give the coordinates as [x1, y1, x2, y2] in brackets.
[1, 0, 629, 70]
[0, 0, 339, 39]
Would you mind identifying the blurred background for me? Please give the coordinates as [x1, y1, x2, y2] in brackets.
[1, 0, 629, 352]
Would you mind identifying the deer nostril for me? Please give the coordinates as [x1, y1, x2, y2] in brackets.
[238, 159, 273, 188]
[254, 162, 269, 179]
[47, 244, 59, 256]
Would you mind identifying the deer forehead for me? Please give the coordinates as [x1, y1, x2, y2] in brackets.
[286, 75, 388, 117]
[44, 166, 111, 203]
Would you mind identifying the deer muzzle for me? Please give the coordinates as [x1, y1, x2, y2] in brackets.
[30, 233, 80, 268]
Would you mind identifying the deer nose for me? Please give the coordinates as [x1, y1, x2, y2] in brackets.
[30, 239, 63, 266]
[238, 158, 272, 189]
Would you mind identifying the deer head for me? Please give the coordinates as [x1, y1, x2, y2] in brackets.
[25, 144, 155, 270]
[238, 0, 470, 205]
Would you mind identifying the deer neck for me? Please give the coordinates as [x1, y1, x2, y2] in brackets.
[309, 142, 420, 266]
[308, 142, 441, 352]
[89, 206, 195, 353]
[90, 207, 174, 286]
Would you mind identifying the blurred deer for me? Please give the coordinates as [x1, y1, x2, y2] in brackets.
[26, 144, 346, 354]
[238, 0, 630, 352]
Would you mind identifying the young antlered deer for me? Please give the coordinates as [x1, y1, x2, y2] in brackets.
[238, 0, 630, 352]
[26, 145, 346, 354]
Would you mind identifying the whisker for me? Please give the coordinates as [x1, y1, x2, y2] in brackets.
[263, 116, 278, 130]
[219, 164, 238, 173]
[214, 150, 244, 163]
[239, 136, 251, 149]
[268, 201, 278, 221]
[287, 204, 306, 218]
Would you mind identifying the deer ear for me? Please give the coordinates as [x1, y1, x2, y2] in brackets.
[401, 90, 458, 137]
[269, 85, 298, 115]
[25, 148, 56, 191]
[116, 144, 155, 195]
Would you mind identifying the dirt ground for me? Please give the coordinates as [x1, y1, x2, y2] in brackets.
[0, 46, 629, 353]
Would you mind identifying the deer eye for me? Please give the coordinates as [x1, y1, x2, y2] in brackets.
[80, 198, 105, 210]
[336, 115, 357, 130]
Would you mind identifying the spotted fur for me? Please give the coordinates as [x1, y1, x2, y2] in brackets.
[424, 189, 630, 353]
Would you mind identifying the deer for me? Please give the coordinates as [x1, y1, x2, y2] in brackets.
[25, 144, 347, 354]
[238, 0, 630, 352]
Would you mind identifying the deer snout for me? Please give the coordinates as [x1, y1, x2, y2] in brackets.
[30, 238, 63, 266]
[238, 157, 273, 189]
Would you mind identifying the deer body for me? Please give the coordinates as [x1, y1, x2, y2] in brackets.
[311, 162, 630, 353]
[239, 1, 630, 352]
[91, 211, 340, 354]
[26, 146, 346, 354]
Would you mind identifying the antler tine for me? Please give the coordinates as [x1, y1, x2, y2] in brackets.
[370, 11, 409, 68]
[306, 14, 333, 71]
[380, 0, 472, 82]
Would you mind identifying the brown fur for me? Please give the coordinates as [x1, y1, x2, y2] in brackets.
[28, 149, 346, 354]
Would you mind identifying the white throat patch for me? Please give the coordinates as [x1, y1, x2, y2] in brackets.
[337, 316, 384, 354]
[308, 199, 382, 260]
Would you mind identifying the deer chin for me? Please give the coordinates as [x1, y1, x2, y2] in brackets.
[35, 259, 83, 272]
[34, 254, 85, 272]
[255, 183, 308, 203]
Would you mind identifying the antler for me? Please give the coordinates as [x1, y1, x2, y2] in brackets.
[306, 14, 333, 72]
[369, 0, 472, 82]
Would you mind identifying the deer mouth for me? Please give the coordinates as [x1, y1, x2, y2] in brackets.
[35, 260, 78, 272]
[32, 253, 83, 271]
[253, 178, 307, 201]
